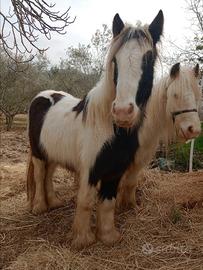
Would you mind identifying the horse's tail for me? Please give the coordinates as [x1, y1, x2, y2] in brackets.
[26, 151, 35, 208]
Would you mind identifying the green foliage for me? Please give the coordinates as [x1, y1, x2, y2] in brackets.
[171, 206, 182, 224]
[91, 24, 112, 74]
[169, 124, 203, 171]
[49, 62, 98, 98]
[65, 44, 93, 75]
[194, 131, 203, 151]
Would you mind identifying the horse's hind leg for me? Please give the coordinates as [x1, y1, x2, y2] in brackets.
[32, 156, 48, 214]
[45, 163, 64, 210]
[117, 166, 143, 210]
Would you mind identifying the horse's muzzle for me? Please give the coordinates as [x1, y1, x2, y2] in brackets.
[112, 102, 138, 128]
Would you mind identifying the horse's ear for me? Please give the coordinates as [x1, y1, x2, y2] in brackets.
[193, 63, 200, 78]
[170, 63, 180, 78]
[112, 13, 125, 38]
[148, 10, 164, 45]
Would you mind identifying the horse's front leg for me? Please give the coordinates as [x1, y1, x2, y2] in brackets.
[117, 165, 143, 210]
[97, 178, 121, 245]
[72, 172, 97, 249]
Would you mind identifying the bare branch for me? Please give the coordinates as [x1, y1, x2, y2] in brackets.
[185, 0, 203, 33]
[0, 0, 75, 63]
[163, 0, 203, 68]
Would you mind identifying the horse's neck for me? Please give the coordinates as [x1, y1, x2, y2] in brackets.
[138, 77, 169, 151]
[87, 75, 115, 125]
[148, 78, 168, 133]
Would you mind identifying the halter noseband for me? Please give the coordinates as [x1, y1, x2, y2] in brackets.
[171, 109, 197, 123]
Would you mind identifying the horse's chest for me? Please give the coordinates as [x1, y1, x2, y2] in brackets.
[89, 128, 139, 185]
[80, 124, 113, 170]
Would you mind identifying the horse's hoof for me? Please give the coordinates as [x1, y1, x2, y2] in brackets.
[72, 231, 96, 250]
[116, 199, 136, 212]
[97, 229, 121, 245]
[48, 195, 65, 210]
[27, 200, 32, 212]
[32, 201, 48, 215]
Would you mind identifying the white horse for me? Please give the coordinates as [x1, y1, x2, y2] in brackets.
[27, 11, 164, 248]
[118, 63, 202, 209]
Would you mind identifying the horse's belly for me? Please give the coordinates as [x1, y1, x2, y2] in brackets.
[43, 135, 79, 168]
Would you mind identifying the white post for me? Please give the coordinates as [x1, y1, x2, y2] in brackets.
[189, 139, 195, 172]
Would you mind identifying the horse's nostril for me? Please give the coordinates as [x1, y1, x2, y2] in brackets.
[112, 102, 116, 114]
[188, 125, 194, 133]
[128, 103, 134, 114]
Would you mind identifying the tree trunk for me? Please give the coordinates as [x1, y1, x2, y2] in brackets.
[5, 115, 14, 131]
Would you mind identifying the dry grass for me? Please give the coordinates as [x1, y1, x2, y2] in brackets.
[0, 130, 203, 270]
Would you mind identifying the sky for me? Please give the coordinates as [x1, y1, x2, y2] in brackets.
[2, 0, 194, 64]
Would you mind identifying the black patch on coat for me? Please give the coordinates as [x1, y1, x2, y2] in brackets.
[112, 13, 125, 38]
[148, 10, 164, 45]
[113, 57, 118, 86]
[89, 114, 144, 200]
[93, 30, 157, 201]
[72, 95, 89, 121]
[51, 93, 65, 104]
[170, 62, 180, 79]
[113, 29, 157, 102]
[29, 96, 52, 160]
[136, 50, 156, 108]
[99, 177, 121, 200]
[194, 63, 199, 78]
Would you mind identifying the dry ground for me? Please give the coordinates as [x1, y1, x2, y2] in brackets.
[0, 129, 203, 270]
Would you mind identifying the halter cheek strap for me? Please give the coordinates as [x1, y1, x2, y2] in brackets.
[171, 109, 197, 123]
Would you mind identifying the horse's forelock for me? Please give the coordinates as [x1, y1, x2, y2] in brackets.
[122, 26, 153, 47]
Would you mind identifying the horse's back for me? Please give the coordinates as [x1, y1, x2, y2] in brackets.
[28, 90, 81, 166]
[34, 89, 77, 104]
[29, 89, 79, 118]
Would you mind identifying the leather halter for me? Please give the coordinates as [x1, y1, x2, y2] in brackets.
[171, 109, 197, 123]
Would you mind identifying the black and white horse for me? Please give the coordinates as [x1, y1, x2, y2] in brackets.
[118, 63, 201, 208]
[27, 11, 164, 248]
